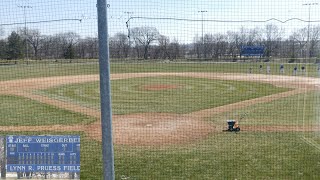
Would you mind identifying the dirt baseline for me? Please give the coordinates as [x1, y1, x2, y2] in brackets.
[0, 73, 319, 146]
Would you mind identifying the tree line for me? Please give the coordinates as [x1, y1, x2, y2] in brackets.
[0, 29, 98, 60]
[0, 24, 319, 61]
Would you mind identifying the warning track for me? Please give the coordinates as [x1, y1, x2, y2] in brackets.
[0, 73, 319, 146]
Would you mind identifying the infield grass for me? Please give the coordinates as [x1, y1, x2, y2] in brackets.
[207, 91, 319, 127]
[39, 76, 289, 114]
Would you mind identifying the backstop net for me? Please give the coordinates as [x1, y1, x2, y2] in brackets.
[0, 0, 320, 179]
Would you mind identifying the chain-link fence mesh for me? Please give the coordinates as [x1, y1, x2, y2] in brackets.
[0, 0, 320, 179]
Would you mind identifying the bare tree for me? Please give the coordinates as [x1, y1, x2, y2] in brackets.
[84, 37, 98, 59]
[225, 27, 262, 59]
[168, 39, 182, 59]
[57, 32, 80, 59]
[227, 28, 248, 59]
[309, 26, 320, 57]
[291, 28, 308, 58]
[262, 24, 283, 58]
[131, 26, 160, 59]
[109, 33, 130, 59]
[227, 31, 241, 58]
[158, 35, 170, 59]
[286, 35, 298, 59]
[74, 36, 98, 59]
[226, 31, 238, 59]
[19, 29, 42, 59]
[39, 35, 53, 59]
[213, 33, 228, 59]
[52, 35, 63, 59]
[192, 35, 201, 59]
[247, 27, 262, 46]
[203, 34, 214, 58]
[76, 39, 87, 59]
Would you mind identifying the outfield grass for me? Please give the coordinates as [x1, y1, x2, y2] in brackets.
[39, 76, 289, 114]
[0, 95, 95, 126]
[0, 63, 98, 81]
[0, 62, 318, 81]
[111, 62, 320, 77]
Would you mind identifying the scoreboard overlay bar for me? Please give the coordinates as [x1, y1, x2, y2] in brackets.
[6, 135, 80, 172]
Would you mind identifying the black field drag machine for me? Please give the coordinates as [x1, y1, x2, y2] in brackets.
[223, 113, 247, 132]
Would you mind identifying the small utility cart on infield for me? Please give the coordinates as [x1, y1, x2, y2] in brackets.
[223, 120, 240, 132]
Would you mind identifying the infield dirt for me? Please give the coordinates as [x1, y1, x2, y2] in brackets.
[0, 73, 319, 146]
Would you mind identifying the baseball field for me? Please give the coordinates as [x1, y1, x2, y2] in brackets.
[0, 62, 319, 179]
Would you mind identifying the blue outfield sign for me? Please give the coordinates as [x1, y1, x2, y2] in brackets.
[241, 46, 265, 56]
[6, 135, 80, 172]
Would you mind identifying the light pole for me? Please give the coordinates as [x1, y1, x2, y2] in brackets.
[124, 11, 133, 49]
[17, 5, 32, 61]
[198, 10, 207, 44]
[302, 3, 318, 60]
[198, 10, 207, 58]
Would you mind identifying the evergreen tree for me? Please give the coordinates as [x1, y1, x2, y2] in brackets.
[0, 40, 7, 59]
[64, 44, 75, 59]
[7, 31, 24, 60]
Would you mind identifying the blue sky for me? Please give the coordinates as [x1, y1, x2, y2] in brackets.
[1, 0, 320, 43]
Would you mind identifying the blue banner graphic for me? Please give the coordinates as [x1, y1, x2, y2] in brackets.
[241, 46, 264, 56]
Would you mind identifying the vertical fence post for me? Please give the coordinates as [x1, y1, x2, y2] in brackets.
[0, 136, 5, 178]
[97, 0, 115, 180]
